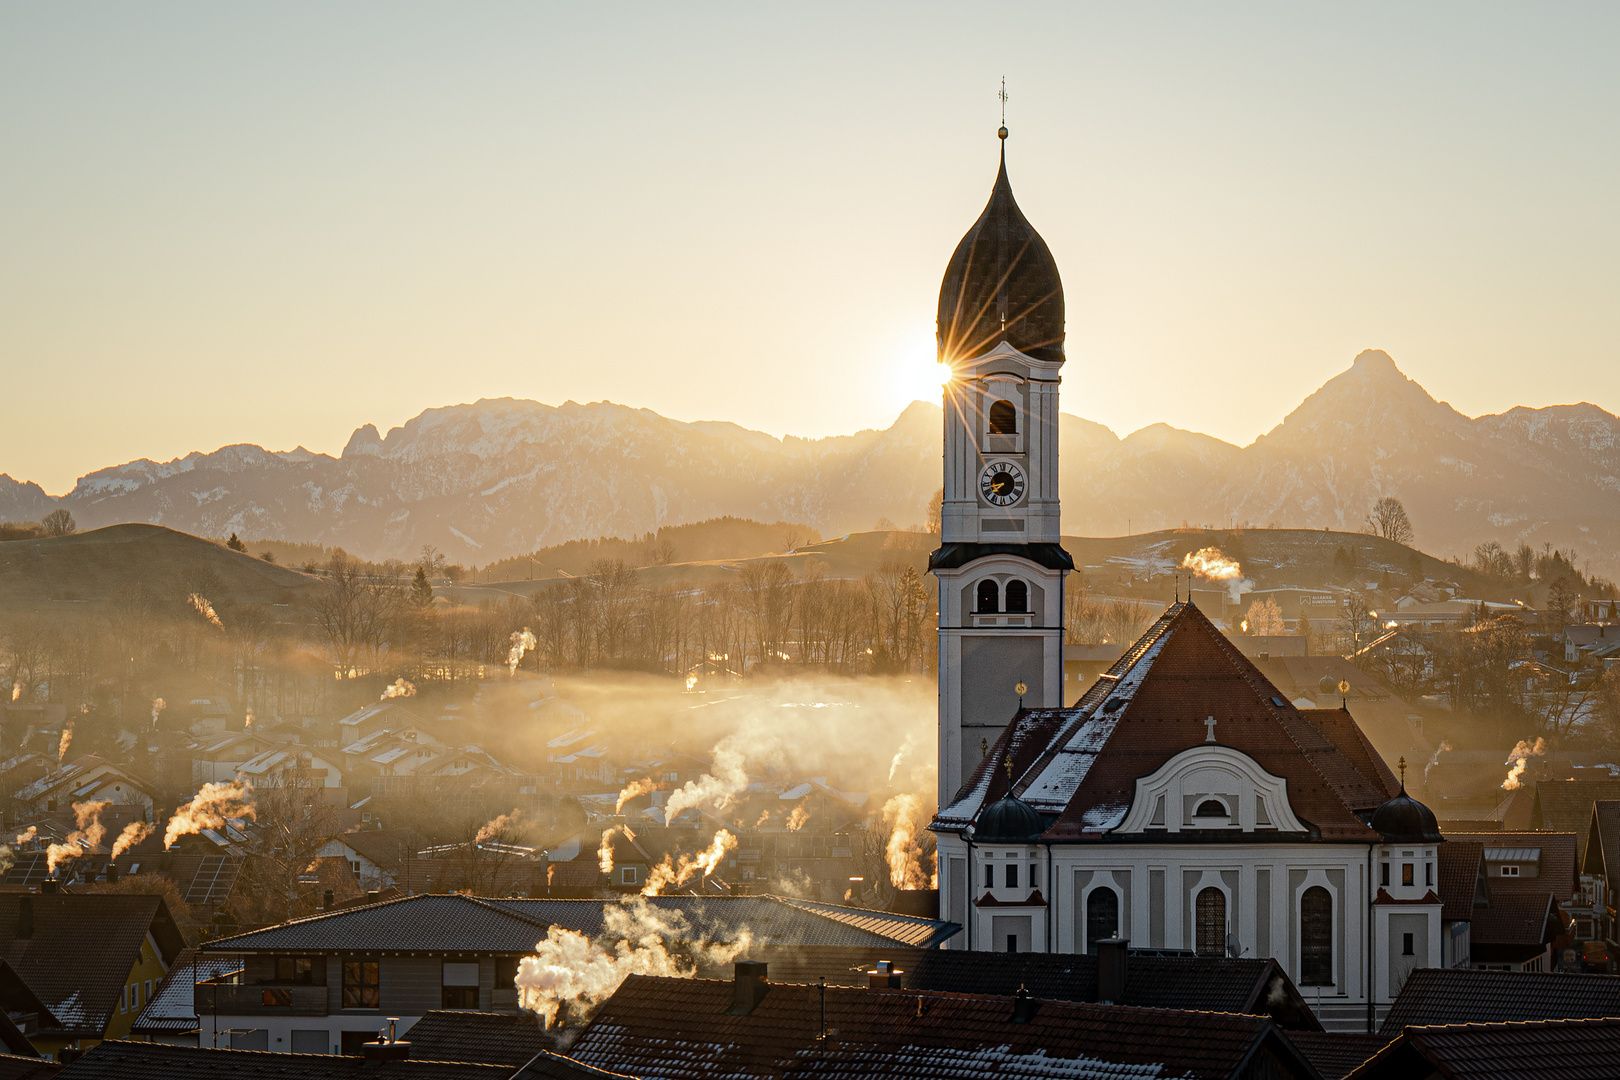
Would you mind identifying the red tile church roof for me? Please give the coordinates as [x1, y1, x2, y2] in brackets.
[938, 602, 1396, 845]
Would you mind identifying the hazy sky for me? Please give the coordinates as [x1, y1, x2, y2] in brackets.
[3, 3, 1617, 495]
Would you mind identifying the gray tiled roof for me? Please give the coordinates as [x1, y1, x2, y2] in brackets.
[204, 896, 957, 955]
[130, 948, 242, 1035]
[1381, 968, 1620, 1033]
[403, 1013, 556, 1068]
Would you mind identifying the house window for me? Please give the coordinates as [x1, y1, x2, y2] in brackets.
[1402, 864, 1414, 887]
[1403, 932, 1415, 956]
[1501, 865, 1520, 877]
[1086, 888, 1120, 953]
[1006, 864, 1019, 889]
[1300, 886, 1333, 986]
[275, 957, 315, 984]
[496, 957, 520, 985]
[342, 960, 379, 1009]
[441, 962, 480, 1010]
[620, 867, 638, 886]
[1381, 862, 1390, 887]
[984, 864, 994, 888]
[1005, 934, 1019, 954]
[1425, 862, 1434, 887]
[976, 580, 1000, 614]
[1005, 580, 1029, 614]
[1195, 888, 1226, 957]
[988, 399, 1017, 435]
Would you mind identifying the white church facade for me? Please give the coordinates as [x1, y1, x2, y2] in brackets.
[927, 125, 1449, 1033]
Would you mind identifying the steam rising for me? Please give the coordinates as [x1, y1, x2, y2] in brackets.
[474, 811, 521, 844]
[151, 697, 166, 728]
[614, 778, 657, 814]
[1181, 547, 1255, 603]
[786, 804, 809, 831]
[14, 827, 36, 846]
[507, 629, 538, 676]
[110, 821, 155, 858]
[663, 737, 751, 822]
[1424, 741, 1453, 783]
[189, 593, 225, 630]
[888, 734, 915, 783]
[642, 829, 735, 895]
[1502, 738, 1547, 791]
[165, 781, 255, 848]
[882, 793, 929, 889]
[47, 800, 109, 875]
[599, 824, 635, 874]
[57, 722, 73, 763]
[514, 900, 752, 1029]
[380, 678, 416, 700]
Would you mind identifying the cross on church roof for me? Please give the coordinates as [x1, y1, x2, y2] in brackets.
[1204, 715, 1217, 743]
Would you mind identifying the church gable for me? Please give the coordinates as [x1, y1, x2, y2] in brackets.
[1113, 745, 1307, 834]
[937, 602, 1386, 844]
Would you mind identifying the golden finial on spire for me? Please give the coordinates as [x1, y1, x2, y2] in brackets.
[1397, 756, 1407, 789]
[1005, 753, 1014, 781]
[998, 77, 1009, 140]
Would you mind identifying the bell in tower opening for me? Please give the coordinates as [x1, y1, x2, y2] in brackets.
[930, 123, 1072, 805]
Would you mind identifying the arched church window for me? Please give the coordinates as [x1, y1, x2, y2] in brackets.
[1005, 580, 1028, 613]
[975, 580, 1000, 613]
[1300, 886, 1333, 985]
[1195, 888, 1226, 957]
[988, 399, 1017, 434]
[1085, 888, 1119, 954]
[1194, 799, 1228, 821]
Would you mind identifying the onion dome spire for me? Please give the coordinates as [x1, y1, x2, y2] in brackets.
[936, 123, 1065, 365]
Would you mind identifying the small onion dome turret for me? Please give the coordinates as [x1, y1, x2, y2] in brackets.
[1370, 788, 1443, 844]
[975, 792, 1044, 843]
[936, 129, 1065, 365]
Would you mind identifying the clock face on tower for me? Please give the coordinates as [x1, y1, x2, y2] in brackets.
[979, 460, 1026, 506]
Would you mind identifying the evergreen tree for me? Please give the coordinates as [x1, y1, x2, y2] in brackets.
[226, 533, 246, 552]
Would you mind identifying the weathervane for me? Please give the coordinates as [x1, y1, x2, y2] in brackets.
[1397, 756, 1407, 790]
[998, 77, 1009, 139]
[1015, 680, 1028, 709]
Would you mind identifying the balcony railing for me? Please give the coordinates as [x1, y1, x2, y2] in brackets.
[194, 983, 329, 1016]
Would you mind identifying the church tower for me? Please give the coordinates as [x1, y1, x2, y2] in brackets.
[931, 125, 1072, 804]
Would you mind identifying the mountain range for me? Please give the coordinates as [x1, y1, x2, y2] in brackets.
[2, 349, 1616, 577]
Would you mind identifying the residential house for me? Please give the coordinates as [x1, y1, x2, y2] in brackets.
[0, 892, 186, 1057]
[236, 745, 345, 794]
[1444, 830, 1575, 971]
[194, 894, 956, 1053]
[315, 829, 424, 891]
[177, 697, 237, 738]
[11, 758, 155, 817]
[192, 733, 276, 786]
[1379, 967, 1620, 1032]
[1564, 624, 1620, 672]
[1581, 800, 1620, 947]
[1530, 780, 1620, 863]
[336, 703, 426, 749]
[1435, 841, 1488, 969]
[129, 948, 243, 1045]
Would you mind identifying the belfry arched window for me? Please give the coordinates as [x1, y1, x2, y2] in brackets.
[988, 399, 1017, 434]
[1195, 887, 1226, 957]
[1086, 888, 1119, 954]
[975, 580, 1000, 613]
[1300, 886, 1333, 985]
[1004, 580, 1028, 613]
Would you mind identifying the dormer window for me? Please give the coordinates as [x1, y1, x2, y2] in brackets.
[988, 400, 1017, 434]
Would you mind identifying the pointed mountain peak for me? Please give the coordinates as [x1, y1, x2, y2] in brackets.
[1352, 348, 1400, 374]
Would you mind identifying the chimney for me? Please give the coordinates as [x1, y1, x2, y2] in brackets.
[39, 880, 57, 896]
[1011, 985, 1038, 1024]
[362, 1018, 409, 1063]
[105, 862, 120, 884]
[323, 890, 334, 909]
[866, 960, 902, 989]
[17, 896, 33, 939]
[727, 961, 770, 1016]
[1097, 938, 1129, 1004]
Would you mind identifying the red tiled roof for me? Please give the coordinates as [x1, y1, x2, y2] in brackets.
[570, 974, 1315, 1080]
[1437, 842, 1486, 922]
[1585, 801, 1620, 879]
[1444, 832, 1578, 902]
[1533, 780, 1620, 862]
[1286, 1031, 1392, 1080]
[943, 603, 1393, 844]
[1469, 892, 1559, 947]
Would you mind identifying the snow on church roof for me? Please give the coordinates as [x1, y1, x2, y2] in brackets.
[935, 602, 1396, 844]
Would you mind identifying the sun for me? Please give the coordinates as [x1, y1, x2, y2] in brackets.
[883, 331, 954, 408]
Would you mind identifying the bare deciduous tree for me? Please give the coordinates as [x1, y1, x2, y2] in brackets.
[1363, 497, 1413, 545]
